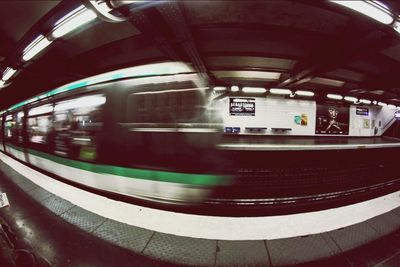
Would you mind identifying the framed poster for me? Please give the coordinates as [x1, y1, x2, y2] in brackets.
[229, 98, 255, 116]
[316, 104, 349, 135]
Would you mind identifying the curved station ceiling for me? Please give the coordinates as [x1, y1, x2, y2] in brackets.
[1, 0, 400, 110]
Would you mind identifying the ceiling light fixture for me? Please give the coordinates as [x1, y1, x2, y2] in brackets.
[231, 86, 239, 92]
[394, 19, 400, 34]
[344, 96, 358, 102]
[388, 104, 396, 109]
[330, 1, 393, 25]
[295, 90, 314, 97]
[243, 87, 267, 93]
[2, 67, 17, 81]
[378, 102, 387, 106]
[327, 94, 343, 100]
[22, 35, 52, 61]
[269, 88, 292, 95]
[51, 6, 97, 39]
[359, 99, 372, 104]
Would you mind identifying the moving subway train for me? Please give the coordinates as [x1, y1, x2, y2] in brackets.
[1, 61, 400, 215]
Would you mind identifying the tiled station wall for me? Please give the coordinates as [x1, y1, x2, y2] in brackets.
[216, 96, 397, 136]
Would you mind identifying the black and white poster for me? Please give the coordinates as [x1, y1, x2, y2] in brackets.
[316, 104, 349, 135]
[229, 98, 255, 116]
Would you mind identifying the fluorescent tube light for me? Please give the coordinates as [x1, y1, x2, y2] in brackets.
[2, 68, 16, 81]
[52, 8, 97, 39]
[0, 80, 4, 87]
[295, 90, 314, 97]
[394, 20, 400, 34]
[331, 1, 393, 25]
[231, 86, 239, 92]
[344, 96, 358, 102]
[269, 88, 292, 95]
[388, 104, 396, 109]
[378, 102, 387, 106]
[359, 99, 371, 104]
[22, 35, 52, 61]
[327, 94, 343, 100]
[243, 87, 266, 93]
[212, 70, 281, 80]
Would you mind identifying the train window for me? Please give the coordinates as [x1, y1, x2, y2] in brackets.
[15, 111, 24, 144]
[27, 104, 53, 144]
[4, 114, 14, 139]
[53, 94, 105, 161]
[126, 89, 206, 124]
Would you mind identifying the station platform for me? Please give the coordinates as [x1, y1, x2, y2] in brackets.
[1, 152, 400, 266]
[218, 136, 400, 150]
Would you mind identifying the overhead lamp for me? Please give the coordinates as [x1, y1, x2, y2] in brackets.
[393, 19, 400, 34]
[378, 102, 387, 106]
[0, 80, 4, 87]
[388, 104, 396, 109]
[372, 100, 378, 105]
[269, 88, 292, 95]
[359, 99, 371, 104]
[212, 70, 281, 81]
[295, 90, 314, 97]
[51, 6, 97, 39]
[327, 94, 343, 100]
[243, 87, 267, 93]
[22, 35, 52, 61]
[344, 96, 358, 102]
[330, 1, 393, 25]
[230, 86, 239, 92]
[2, 67, 17, 81]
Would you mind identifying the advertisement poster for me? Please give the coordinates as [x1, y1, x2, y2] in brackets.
[316, 104, 349, 135]
[363, 119, 370, 129]
[294, 114, 308, 126]
[229, 98, 255, 116]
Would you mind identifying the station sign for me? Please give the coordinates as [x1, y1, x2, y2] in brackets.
[229, 98, 255, 116]
[356, 107, 369, 116]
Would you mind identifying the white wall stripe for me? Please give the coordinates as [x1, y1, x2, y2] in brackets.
[1, 151, 399, 240]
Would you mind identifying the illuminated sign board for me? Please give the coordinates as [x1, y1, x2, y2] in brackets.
[356, 107, 369, 116]
[229, 98, 255, 116]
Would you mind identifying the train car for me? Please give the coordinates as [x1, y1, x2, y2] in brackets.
[0, 62, 230, 205]
[1, 61, 400, 215]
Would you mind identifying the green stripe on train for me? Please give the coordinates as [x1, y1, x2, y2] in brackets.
[5, 143, 230, 186]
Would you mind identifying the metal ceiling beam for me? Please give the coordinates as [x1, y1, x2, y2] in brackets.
[276, 20, 395, 90]
[155, 2, 209, 75]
